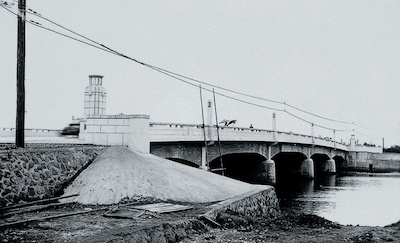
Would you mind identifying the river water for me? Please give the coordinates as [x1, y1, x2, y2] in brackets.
[276, 174, 400, 227]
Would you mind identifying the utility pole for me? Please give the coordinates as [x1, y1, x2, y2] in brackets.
[16, 0, 26, 148]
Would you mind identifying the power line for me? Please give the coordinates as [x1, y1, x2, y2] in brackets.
[0, 4, 363, 133]
[23, 5, 359, 126]
[139, 66, 354, 132]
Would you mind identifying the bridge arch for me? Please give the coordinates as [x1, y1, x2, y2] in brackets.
[311, 153, 330, 177]
[333, 155, 347, 173]
[208, 153, 268, 184]
[272, 152, 308, 180]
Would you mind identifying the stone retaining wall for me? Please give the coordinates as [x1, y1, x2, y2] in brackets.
[0, 146, 105, 207]
[203, 186, 280, 220]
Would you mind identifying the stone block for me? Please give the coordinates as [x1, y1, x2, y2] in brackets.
[93, 133, 108, 145]
[100, 125, 116, 133]
[93, 119, 109, 125]
[108, 119, 125, 126]
[123, 119, 131, 125]
[107, 134, 124, 145]
[123, 134, 129, 144]
[115, 125, 130, 133]
[86, 125, 101, 133]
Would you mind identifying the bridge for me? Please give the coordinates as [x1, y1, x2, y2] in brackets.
[0, 114, 382, 185]
[72, 114, 382, 185]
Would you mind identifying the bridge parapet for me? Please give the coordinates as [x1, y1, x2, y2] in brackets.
[348, 145, 382, 154]
[149, 122, 348, 151]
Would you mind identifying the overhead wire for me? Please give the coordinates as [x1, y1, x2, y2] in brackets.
[22, 5, 359, 127]
[1, 3, 361, 133]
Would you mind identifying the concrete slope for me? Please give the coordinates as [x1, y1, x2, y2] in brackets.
[62, 146, 269, 205]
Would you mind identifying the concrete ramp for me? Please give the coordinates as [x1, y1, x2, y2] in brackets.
[62, 146, 269, 205]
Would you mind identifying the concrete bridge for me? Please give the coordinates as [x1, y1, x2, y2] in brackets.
[0, 114, 383, 184]
[78, 115, 382, 184]
[149, 122, 381, 184]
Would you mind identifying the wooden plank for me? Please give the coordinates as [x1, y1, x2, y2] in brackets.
[0, 202, 74, 217]
[103, 209, 161, 219]
[132, 203, 172, 210]
[199, 215, 221, 228]
[210, 168, 226, 172]
[152, 204, 190, 211]
[132, 203, 193, 213]
[0, 207, 108, 228]
[149, 206, 193, 214]
[0, 194, 79, 212]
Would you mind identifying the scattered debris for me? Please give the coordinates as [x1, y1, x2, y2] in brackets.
[103, 203, 193, 220]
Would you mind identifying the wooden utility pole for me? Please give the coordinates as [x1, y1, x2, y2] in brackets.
[16, 0, 26, 148]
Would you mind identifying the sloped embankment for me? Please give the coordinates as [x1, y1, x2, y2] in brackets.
[62, 146, 271, 204]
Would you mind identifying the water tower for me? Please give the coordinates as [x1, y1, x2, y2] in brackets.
[84, 75, 107, 116]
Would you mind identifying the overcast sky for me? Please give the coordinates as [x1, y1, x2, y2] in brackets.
[1, 1, 400, 146]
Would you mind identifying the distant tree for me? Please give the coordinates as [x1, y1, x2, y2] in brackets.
[384, 145, 400, 153]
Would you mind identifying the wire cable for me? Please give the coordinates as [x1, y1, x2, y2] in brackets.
[24, 5, 357, 126]
[0, 4, 362, 133]
[144, 64, 356, 125]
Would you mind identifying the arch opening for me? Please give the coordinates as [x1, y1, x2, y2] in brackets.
[311, 153, 331, 177]
[209, 153, 267, 184]
[273, 152, 308, 180]
[272, 152, 313, 199]
[333, 155, 347, 174]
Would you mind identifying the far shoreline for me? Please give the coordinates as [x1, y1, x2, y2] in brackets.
[339, 171, 400, 178]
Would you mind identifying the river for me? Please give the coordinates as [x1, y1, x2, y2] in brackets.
[276, 174, 400, 227]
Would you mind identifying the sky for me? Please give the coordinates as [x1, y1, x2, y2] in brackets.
[1, 1, 400, 147]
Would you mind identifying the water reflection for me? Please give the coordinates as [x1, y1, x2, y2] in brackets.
[276, 175, 400, 227]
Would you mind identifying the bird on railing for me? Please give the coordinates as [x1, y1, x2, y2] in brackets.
[219, 119, 237, 126]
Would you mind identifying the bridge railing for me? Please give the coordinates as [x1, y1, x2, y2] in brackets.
[0, 128, 62, 137]
[149, 122, 349, 151]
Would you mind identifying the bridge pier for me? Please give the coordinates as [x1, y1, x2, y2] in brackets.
[259, 159, 276, 184]
[321, 158, 336, 174]
[199, 146, 208, 170]
[300, 158, 314, 178]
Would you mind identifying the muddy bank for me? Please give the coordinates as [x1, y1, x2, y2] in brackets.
[183, 211, 400, 243]
[1, 200, 399, 243]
